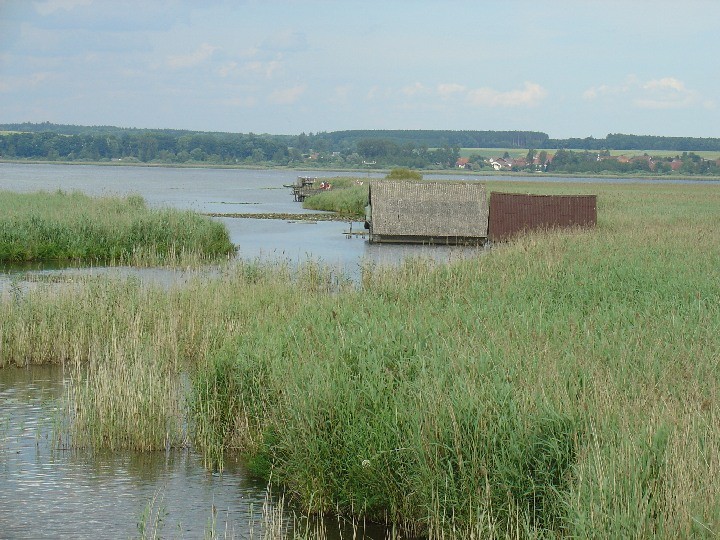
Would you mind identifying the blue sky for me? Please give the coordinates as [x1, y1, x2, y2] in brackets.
[1, 0, 718, 138]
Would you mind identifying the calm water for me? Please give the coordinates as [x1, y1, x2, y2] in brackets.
[0, 366, 393, 539]
[2, 162, 711, 538]
[0, 163, 488, 288]
[0, 367, 272, 538]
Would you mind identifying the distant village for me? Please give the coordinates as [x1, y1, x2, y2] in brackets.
[455, 150, 720, 175]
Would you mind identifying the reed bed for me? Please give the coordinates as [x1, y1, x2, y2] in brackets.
[1, 182, 719, 537]
[0, 190, 235, 263]
[301, 177, 370, 217]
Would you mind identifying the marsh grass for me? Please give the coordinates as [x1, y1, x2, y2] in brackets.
[2, 182, 720, 537]
[301, 177, 369, 218]
[0, 190, 235, 264]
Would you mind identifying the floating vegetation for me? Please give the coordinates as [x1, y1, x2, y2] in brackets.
[206, 212, 345, 221]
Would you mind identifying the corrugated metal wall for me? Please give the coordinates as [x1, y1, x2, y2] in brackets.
[488, 192, 596, 241]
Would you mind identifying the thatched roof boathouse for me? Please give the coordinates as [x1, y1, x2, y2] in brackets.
[367, 181, 489, 245]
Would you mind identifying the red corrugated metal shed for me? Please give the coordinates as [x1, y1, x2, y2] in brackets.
[488, 192, 596, 241]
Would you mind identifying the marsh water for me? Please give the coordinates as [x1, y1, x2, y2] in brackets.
[2, 163, 716, 538]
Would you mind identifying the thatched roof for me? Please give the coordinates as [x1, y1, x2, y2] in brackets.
[369, 180, 488, 238]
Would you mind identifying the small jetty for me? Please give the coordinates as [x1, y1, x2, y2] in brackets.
[284, 176, 319, 202]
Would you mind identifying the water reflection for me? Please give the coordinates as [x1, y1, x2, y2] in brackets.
[0, 366, 266, 538]
[0, 366, 397, 539]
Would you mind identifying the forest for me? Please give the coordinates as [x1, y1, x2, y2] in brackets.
[1, 122, 720, 172]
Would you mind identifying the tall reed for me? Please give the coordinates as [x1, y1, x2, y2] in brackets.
[0, 190, 235, 263]
[2, 182, 719, 536]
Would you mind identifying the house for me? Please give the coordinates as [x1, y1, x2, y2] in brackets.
[366, 180, 488, 245]
[456, 157, 470, 168]
[488, 158, 511, 171]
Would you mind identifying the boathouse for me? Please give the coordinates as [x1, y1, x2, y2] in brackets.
[367, 180, 489, 245]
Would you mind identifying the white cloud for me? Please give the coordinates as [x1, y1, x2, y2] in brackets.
[400, 82, 428, 97]
[430, 81, 547, 107]
[635, 76, 699, 109]
[267, 84, 305, 105]
[218, 58, 281, 79]
[437, 83, 467, 98]
[643, 77, 685, 92]
[583, 75, 712, 110]
[245, 60, 281, 78]
[167, 43, 218, 69]
[466, 81, 547, 107]
[33, 0, 92, 16]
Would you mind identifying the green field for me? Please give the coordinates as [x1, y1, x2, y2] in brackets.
[2, 180, 719, 537]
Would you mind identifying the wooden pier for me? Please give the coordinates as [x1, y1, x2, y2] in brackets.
[292, 185, 323, 202]
[285, 176, 321, 202]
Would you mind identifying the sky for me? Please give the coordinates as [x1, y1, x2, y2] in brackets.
[1, 0, 719, 138]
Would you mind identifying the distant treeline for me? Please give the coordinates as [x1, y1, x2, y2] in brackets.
[1, 123, 719, 169]
[547, 134, 720, 152]
[547, 149, 720, 176]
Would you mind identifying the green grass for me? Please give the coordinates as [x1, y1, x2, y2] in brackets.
[0, 190, 235, 264]
[301, 177, 370, 218]
[1, 181, 720, 537]
[194, 181, 720, 536]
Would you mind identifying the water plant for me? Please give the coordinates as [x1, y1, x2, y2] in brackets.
[0, 190, 235, 264]
[301, 177, 369, 218]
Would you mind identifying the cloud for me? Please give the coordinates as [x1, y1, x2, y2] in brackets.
[245, 60, 281, 78]
[428, 81, 547, 107]
[466, 82, 547, 107]
[583, 75, 713, 110]
[33, 0, 93, 16]
[167, 43, 218, 69]
[635, 77, 700, 109]
[267, 84, 306, 105]
[218, 58, 282, 79]
[437, 83, 467, 98]
[400, 82, 428, 97]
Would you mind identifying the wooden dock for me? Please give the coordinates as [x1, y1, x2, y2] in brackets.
[286, 176, 321, 202]
[292, 185, 323, 202]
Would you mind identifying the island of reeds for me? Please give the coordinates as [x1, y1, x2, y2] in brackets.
[1, 180, 719, 538]
[0, 190, 235, 264]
